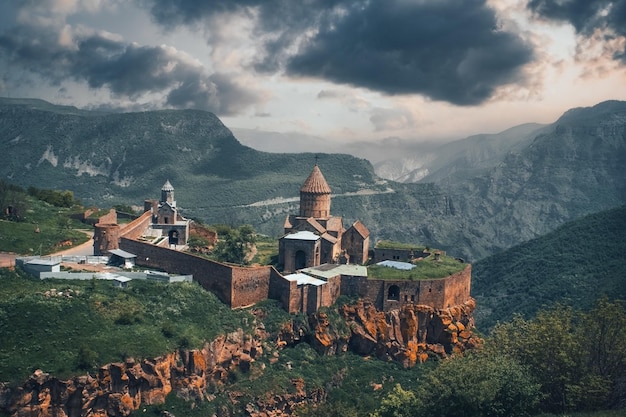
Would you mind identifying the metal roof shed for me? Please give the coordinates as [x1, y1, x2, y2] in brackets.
[108, 249, 137, 269]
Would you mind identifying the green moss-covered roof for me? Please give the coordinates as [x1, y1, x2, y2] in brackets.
[374, 240, 427, 250]
[367, 253, 466, 280]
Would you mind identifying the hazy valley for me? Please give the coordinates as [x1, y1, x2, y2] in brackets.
[1, 98, 625, 262]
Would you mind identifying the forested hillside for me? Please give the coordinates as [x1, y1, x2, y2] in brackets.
[472, 205, 626, 330]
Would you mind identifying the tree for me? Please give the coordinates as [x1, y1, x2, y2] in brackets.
[372, 351, 540, 417]
[488, 300, 626, 412]
[576, 298, 626, 409]
[212, 224, 257, 265]
[371, 384, 419, 417]
[0, 180, 28, 221]
[488, 306, 582, 412]
[76, 344, 98, 370]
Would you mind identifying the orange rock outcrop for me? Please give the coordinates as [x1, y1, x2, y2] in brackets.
[336, 298, 480, 367]
[0, 330, 263, 417]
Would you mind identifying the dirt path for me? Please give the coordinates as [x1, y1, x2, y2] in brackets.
[52, 230, 94, 256]
[0, 230, 95, 269]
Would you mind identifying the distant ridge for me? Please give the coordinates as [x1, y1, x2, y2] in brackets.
[1, 97, 625, 262]
[473, 205, 626, 330]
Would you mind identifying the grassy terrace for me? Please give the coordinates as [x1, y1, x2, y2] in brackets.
[374, 240, 428, 251]
[367, 253, 466, 280]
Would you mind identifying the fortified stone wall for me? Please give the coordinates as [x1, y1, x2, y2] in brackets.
[120, 238, 235, 305]
[98, 209, 118, 225]
[321, 275, 341, 309]
[340, 275, 369, 300]
[93, 223, 120, 256]
[357, 264, 471, 312]
[119, 211, 152, 240]
[72, 208, 117, 226]
[269, 270, 299, 313]
[230, 266, 273, 308]
[442, 264, 472, 308]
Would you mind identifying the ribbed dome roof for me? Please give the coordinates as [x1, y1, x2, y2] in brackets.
[161, 180, 174, 191]
[300, 165, 331, 194]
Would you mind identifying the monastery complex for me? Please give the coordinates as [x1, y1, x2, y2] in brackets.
[92, 164, 472, 315]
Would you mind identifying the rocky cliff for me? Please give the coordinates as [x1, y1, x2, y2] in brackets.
[0, 301, 479, 417]
[0, 329, 265, 417]
[304, 299, 480, 367]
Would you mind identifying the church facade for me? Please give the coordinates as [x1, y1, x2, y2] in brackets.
[279, 164, 370, 273]
[144, 180, 190, 247]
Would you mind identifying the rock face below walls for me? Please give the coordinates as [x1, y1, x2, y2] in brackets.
[307, 299, 481, 367]
[0, 329, 264, 417]
[0, 300, 481, 417]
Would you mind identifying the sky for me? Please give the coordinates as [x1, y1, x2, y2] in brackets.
[0, 0, 625, 148]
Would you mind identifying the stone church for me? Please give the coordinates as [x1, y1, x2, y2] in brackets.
[144, 180, 190, 247]
[278, 164, 370, 273]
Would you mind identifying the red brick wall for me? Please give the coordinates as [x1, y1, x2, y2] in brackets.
[98, 209, 117, 225]
[120, 212, 152, 240]
[442, 264, 472, 308]
[120, 237, 234, 305]
[93, 223, 120, 255]
[230, 266, 272, 308]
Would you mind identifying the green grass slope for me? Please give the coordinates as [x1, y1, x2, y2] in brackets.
[0, 270, 247, 385]
[472, 205, 626, 330]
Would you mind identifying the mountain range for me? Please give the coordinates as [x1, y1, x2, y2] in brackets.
[1, 97, 625, 261]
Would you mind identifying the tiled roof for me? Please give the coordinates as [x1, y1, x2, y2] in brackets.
[305, 218, 326, 234]
[325, 216, 343, 232]
[349, 220, 370, 238]
[283, 215, 294, 229]
[300, 165, 331, 194]
[321, 232, 338, 244]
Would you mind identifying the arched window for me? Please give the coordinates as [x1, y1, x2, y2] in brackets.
[168, 230, 179, 245]
[387, 285, 400, 301]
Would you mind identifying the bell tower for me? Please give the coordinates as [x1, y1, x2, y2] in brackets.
[161, 180, 176, 207]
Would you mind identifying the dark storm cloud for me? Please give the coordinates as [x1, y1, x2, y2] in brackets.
[147, 0, 534, 105]
[286, 0, 534, 105]
[0, 8, 259, 115]
[528, 0, 626, 61]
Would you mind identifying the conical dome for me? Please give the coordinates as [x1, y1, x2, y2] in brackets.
[299, 165, 331, 218]
[161, 180, 174, 191]
[300, 165, 331, 194]
[161, 180, 175, 206]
